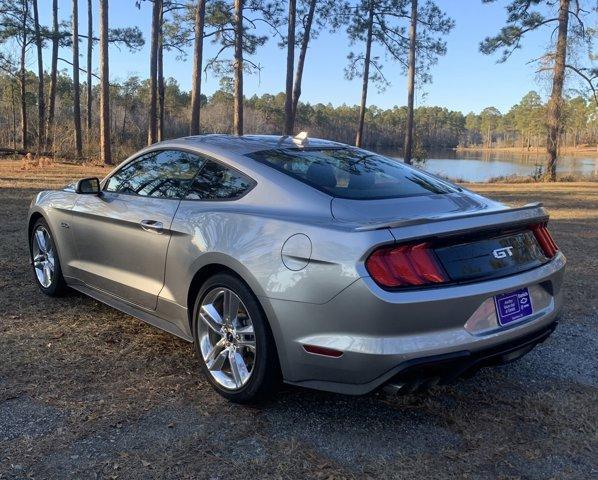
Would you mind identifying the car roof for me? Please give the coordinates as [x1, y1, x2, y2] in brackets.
[155, 134, 346, 156]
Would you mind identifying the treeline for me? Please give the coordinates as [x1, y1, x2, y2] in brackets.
[463, 91, 598, 150]
[1, 0, 456, 165]
[0, 71, 467, 157]
[2, 69, 595, 160]
[0, 0, 596, 181]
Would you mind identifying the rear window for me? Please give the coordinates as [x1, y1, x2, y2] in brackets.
[247, 147, 457, 199]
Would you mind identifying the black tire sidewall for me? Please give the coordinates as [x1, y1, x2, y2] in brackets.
[192, 273, 279, 403]
[30, 218, 67, 296]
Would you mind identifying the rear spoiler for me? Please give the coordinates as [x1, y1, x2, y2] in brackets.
[355, 202, 547, 232]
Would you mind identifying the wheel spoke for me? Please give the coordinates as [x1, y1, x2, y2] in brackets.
[200, 304, 224, 335]
[43, 230, 51, 251]
[207, 348, 228, 372]
[43, 263, 52, 286]
[34, 254, 44, 269]
[205, 337, 226, 364]
[236, 338, 256, 351]
[229, 349, 249, 387]
[223, 289, 239, 326]
[35, 229, 47, 253]
[235, 324, 254, 335]
[46, 249, 55, 268]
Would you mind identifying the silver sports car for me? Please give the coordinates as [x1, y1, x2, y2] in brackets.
[28, 134, 566, 402]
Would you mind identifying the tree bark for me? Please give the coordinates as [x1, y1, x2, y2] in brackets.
[291, 0, 316, 131]
[19, 0, 28, 150]
[148, 0, 162, 144]
[86, 0, 93, 151]
[46, 0, 59, 152]
[546, 0, 569, 181]
[403, 0, 417, 164]
[99, 0, 112, 165]
[189, 0, 206, 135]
[11, 82, 17, 151]
[157, 5, 165, 142]
[284, 0, 296, 135]
[355, 2, 374, 148]
[72, 0, 83, 159]
[32, 0, 45, 154]
[233, 0, 244, 136]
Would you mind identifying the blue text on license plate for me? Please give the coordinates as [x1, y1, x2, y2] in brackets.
[494, 287, 533, 326]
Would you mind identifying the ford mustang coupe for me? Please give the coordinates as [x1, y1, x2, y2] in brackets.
[28, 134, 566, 402]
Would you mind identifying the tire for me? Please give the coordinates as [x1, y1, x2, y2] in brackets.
[192, 273, 280, 403]
[30, 217, 67, 297]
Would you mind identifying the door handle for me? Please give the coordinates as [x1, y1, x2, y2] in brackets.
[140, 219, 164, 234]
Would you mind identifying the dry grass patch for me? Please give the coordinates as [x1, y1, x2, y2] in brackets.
[0, 166, 596, 479]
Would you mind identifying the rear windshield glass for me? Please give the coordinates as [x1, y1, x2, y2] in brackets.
[247, 147, 458, 200]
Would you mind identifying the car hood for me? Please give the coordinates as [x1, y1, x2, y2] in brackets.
[330, 191, 507, 227]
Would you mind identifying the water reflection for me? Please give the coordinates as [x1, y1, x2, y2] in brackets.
[381, 148, 598, 182]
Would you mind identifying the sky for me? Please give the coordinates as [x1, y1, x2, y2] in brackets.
[33, 0, 559, 115]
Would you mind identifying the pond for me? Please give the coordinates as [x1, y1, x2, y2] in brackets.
[380, 148, 598, 182]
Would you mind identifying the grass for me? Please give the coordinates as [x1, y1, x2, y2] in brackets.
[0, 158, 596, 479]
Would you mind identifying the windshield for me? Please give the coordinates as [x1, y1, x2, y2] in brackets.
[247, 147, 458, 200]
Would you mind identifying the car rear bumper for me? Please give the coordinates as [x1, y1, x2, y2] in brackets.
[263, 252, 565, 395]
[382, 320, 557, 395]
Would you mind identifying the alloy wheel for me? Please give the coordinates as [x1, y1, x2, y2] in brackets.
[197, 287, 256, 390]
[32, 226, 55, 288]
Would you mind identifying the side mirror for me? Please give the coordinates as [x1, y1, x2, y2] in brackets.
[75, 177, 101, 195]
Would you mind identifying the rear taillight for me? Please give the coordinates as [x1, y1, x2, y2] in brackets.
[365, 242, 448, 288]
[532, 224, 559, 258]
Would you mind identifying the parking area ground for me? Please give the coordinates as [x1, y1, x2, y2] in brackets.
[1, 160, 596, 479]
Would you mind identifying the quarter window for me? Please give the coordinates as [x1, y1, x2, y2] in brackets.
[184, 160, 254, 200]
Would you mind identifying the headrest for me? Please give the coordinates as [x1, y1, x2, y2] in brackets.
[348, 172, 375, 190]
[307, 163, 336, 188]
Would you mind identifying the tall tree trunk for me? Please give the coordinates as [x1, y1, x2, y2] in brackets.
[546, 0, 569, 181]
[403, 0, 417, 164]
[290, 0, 316, 131]
[157, 6, 165, 142]
[11, 81, 17, 150]
[233, 0, 244, 135]
[121, 98, 128, 141]
[72, 0, 83, 159]
[189, 0, 206, 135]
[86, 0, 93, 152]
[19, 0, 28, 150]
[355, 2, 374, 148]
[148, 0, 162, 144]
[32, 0, 45, 154]
[283, 0, 296, 135]
[99, 0, 112, 165]
[46, 0, 59, 152]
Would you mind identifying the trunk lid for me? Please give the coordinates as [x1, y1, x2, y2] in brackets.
[331, 191, 506, 226]
[333, 192, 553, 286]
[433, 229, 549, 283]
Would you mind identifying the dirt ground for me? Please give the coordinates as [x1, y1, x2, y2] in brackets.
[1, 159, 596, 479]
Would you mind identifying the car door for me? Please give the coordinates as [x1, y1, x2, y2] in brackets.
[70, 149, 205, 310]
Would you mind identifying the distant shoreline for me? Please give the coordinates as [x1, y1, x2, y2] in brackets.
[456, 145, 598, 157]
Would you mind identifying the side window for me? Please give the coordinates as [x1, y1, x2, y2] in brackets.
[104, 150, 205, 199]
[185, 160, 254, 200]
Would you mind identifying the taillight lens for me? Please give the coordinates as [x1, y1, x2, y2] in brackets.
[532, 224, 559, 258]
[365, 242, 448, 288]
